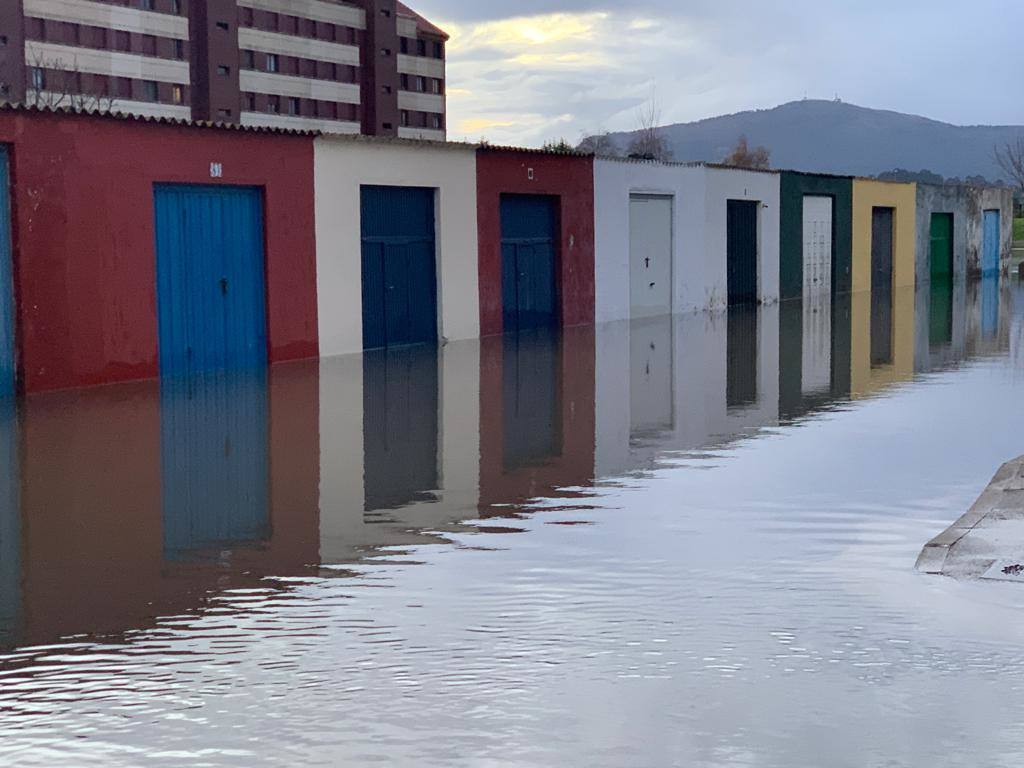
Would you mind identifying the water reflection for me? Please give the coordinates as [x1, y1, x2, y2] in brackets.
[0, 278, 1020, 767]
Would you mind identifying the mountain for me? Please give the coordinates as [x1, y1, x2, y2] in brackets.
[604, 100, 1023, 181]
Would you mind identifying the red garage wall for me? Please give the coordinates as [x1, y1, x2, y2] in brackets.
[0, 108, 317, 393]
[476, 149, 595, 337]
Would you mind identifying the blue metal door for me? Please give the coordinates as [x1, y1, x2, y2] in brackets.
[361, 186, 437, 349]
[982, 210, 1001, 277]
[501, 194, 558, 332]
[161, 369, 269, 558]
[0, 146, 14, 397]
[154, 184, 267, 378]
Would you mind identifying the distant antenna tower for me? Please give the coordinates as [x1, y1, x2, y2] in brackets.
[834, 93, 841, 102]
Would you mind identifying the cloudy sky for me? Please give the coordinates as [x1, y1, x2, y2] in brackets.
[412, 0, 1024, 146]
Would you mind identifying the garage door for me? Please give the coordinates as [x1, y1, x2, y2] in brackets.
[361, 186, 438, 349]
[871, 207, 894, 292]
[630, 315, 673, 438]
[503, 328, 561, 469]
[0, 146, 13, 397]
[0, 397, 18, 643]
[727, 200, 758, 305]
[801, 195, 832, 393]
[154, 184, 268, 378]
[929, 212, 953, 282]
[501, 194, 558, 332]
[802, 195, 833, 299]
[982, 210, 1000, 277]
[629, 195, 673, 318]
[161, 370, 270, 558]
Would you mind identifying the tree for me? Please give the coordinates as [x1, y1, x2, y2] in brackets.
[994, 137, 1024, 196]
[542, 138, 575, 153]
[625, 98, 672, 162]
[721, 135, 770, 170]
[25, 51, 117, 112]
[577, 131, 618, 157]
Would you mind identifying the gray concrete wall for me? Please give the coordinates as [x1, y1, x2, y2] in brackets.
[915, 183, 972, 286]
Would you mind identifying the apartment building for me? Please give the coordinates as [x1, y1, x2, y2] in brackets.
[0, 0, 447, 139]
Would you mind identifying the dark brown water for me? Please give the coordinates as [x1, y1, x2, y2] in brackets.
[0, 278, 1022, 767]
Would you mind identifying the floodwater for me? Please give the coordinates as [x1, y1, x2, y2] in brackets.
[0, 278, 1023, 767]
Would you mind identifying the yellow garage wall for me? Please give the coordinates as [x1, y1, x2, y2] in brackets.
[851, 179, 917, 293]
[849, 286, 915, 398]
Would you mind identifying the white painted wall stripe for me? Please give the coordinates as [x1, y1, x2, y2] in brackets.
[397, 91, 443, 113]
[397, 126, 445, 141]
[23, 0, 189, 40]
[237, 28, 360, 66]
[240, 111, 360, 133]
[237, 0, 365, 29]
[239, 70, 360, 103]
[25, 40, 190, 84]
[397, 54, 443, 79]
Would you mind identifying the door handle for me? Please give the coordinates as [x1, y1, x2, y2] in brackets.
[645, 257, 650, 268]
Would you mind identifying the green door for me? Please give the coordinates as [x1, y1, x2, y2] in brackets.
[929, 213, 953, 283]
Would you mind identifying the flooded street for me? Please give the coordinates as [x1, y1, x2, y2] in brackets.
[1, 279, 1023, 767]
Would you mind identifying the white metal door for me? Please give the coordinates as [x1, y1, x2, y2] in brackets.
[630, 315, 673, 438]
[629, 195, 673, 319]
[801, 196, 832, 393]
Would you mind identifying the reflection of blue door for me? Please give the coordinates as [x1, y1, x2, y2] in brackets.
[161, 370, 270, 558]
[0, 146, 14, 397]
[982, 210, 1001, 277]
[0, 399, 19, 644]
[154, 185, 268, 378]
[981, 276, 999, 339]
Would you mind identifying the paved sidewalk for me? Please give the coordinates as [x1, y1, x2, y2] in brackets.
[917, 456, 1024, 581]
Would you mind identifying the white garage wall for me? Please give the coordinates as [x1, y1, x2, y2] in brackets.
[593, 160, 782, 321]
[314, 136, 480, 357]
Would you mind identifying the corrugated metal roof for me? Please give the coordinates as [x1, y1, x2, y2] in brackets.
[477, 143, 592, 158]
[317, 131, 478, 152]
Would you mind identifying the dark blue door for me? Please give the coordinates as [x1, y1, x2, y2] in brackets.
[501, 194, 558, 332]
[154, 184, 267, 378]
[361, 186, 437, 349]
[161, 369, 270, 559]
[727, 200, 758, 305]
[0, 146, 14, 397]
[982, 210, 1001, 277]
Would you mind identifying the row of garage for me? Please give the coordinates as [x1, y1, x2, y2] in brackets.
[0, 106, 1014, 394]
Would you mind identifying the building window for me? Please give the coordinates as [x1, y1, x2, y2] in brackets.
[142, 34, 156, 55]
[431, 78, 441, 94]
[431, 113, 442, 130]
[288, 97, 300, 115]
[400, 37, 408, 54]
[240, 6, 253, 25]
[245, 92, 256, 110]
[267, 95, 280, 113]
[400, 109, 409, 127]
[266, 53, 278, 72]
[139, 0, 153, 9]
[217, 64, 230, 76]
[400, 73, 409, 90]
[416, 39, 426, 56]
[415, 76, 426, 92]
[382, 121, 393, 130]
[242, 50, 254, 68]
[29, 66, 45, 90]
[380, 8, 390, 16]
[116, 77, 131, 97]
[381, 48, 391, 57]
[216, 21, 229, 31]
[0, 35, 7, 47]
[174, 39, 184, 58]
[382, 84, 391, 94]
[171, 0, 180, 13]
[171, 84, 183, 103]
[433, 41, 443, 58]
[142, 80, 158, 101]
[116, 30, 130, 51]
[218, 108, 231, 119]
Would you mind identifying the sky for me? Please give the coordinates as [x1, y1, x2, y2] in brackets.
[411, 0, 1024, 146]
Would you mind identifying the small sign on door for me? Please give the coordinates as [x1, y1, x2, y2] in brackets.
[210, 162, 224, 178]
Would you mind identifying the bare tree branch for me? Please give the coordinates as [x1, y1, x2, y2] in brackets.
[25, 49, 118, 113]
[626, 96, 673, 162]
[994, 137, 1024, 194]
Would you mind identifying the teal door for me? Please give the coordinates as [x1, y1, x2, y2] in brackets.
[0, 146, 14, 397]
[982, 210, 1000, 277]
[154, 185, 268, 378]
[929, 213, 953, 282]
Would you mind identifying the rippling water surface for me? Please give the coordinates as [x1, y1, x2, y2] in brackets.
[1, 280, 1023, 767]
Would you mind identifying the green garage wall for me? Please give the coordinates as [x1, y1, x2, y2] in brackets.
[779, 171, 854, 301]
